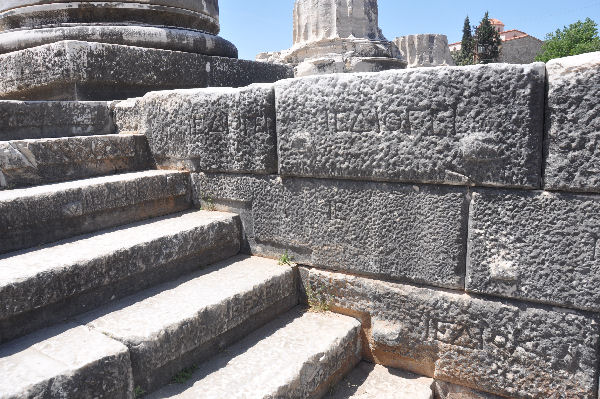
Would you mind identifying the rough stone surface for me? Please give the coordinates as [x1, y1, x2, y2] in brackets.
[81, 255, 297, 392]
[0, 1, 220, 34]
[0, 323, 133, 399]
[326, 362, 434, 399]
[434, 381, 505, 399]
[544, 51, 600, 192]
[467, 189, 600, 312]
[300, 267, 599, 399]
[0, 210, 241, 343]
[0, 170, 191, 254]
[115, 85, 277, 174]
[0, 100, 113, 141]
[147, 308, 361, 399]
[0, 25, 237, 57]
[0, 134, 151, 189]
[394, 34, 455, 68]
[0, 41, 293, 101]
[498, 36, 544, 64]
[276, 63, 545, 188]
[192, 173, 468, 289]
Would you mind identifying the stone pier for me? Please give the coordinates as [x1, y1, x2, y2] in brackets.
[0, 0, 292, 100]
[256, 0, 406, 76]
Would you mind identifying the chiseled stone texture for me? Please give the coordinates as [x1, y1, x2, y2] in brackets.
[0, 41, 293, 101]
[434, 381, 505, 399]
[0, 100, 113, 141]
[115, 85, 277, 174]
[0, 211, 241, 343]
[276, 63, 545, 188]
[82, 256, 297, 392]
[300, 267, 600, 399]
[0, 170, 191, 254]
[192, 173, 469, 289]
[0, 134, 151, 189]
[147, 308, 361, 399]
[467, 189, 600, 312]
[544, 52, 600, 192]
[0, 323, 133, 399]
[326, 362, 434, 399]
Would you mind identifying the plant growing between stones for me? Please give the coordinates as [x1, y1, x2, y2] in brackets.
[278, 250, 294, 265]
[134, 386, 145, 398]
[201, 197, 216, 211]
[305, 282, 331, 313]
[171, 364, 198, 384]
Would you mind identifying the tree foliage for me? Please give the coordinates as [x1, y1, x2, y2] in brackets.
[475, 12, 502, 64]
[536, 18, 600, 62]
[457, 16, 475, 66]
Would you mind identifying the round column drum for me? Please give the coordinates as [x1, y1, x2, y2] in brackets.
[0, 1, 220, 34]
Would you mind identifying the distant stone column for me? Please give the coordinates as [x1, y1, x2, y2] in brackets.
[257, 0, 406, 76]
[0, 1, 293, 100]
[394, 34, 456, 68]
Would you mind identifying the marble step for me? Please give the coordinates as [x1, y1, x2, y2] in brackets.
[148, 307, 361, 399]
[0, 169, 191, 254]
[0, 323, 133, 399]
[79, 255, 298, 394]
[326, 361, 434, 399]
[0, 210, 241, 343]
[0, 134, 151, 190]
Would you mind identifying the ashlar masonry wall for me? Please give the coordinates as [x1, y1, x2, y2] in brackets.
[114, 51, 600, 399]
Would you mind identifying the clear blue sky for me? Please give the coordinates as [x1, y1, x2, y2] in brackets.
[220, 0, 600, 60]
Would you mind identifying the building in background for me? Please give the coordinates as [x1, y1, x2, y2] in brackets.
[449, 18, 544, 64]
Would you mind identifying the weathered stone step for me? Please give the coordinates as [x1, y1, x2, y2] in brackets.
[0, 134, 151, 190]
[148, 307, 361, 399]
[326, 362, 434, 399]
[0, 323, 133, 399]
[79, 255, 298, 394]
[0, 210, 241, 343]
[0, 169, 191, 254]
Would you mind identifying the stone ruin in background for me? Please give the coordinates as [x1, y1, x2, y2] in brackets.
[0, 0, 292, 100]
[256, 0, 455, 76]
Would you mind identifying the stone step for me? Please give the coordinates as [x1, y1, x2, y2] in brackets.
[0, 134, 151, 190]
[79, 255, 298, 394]
[0, 169, 191, 254]
[326, 362, 434, 399]
[0, 210, 241, 343]
[148, 307, 361, 399]
[0, 323, 133, 399]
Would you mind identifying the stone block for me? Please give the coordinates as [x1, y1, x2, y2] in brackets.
[147, 308, 361, 399]
[0, 170, 191, 254]
[300, 267, 599, 399]
[193, 173, 468, 289]
[0, 134, 151, 189]
[0, 100, 113, 141]
[116, 85, 277, 174]
[82, 256, 297, 392]
[394, 34, 455, 68]
[0, 211, 241, 343]
[0, 41, 293, 101]
[467, 189, 600, 312]
[0, 323, 132, 399]
[544, 52, 600, 192]
[276, 63, 545, 188]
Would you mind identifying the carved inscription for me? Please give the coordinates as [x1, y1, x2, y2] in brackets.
[324, 104, 457, 137]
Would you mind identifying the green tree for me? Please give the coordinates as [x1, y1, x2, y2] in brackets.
[457, 16, 475, 65]
[536, 18, 600, 62]
[475, 12, 502, 64]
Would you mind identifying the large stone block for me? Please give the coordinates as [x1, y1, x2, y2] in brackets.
[0, 100, 113, 141]
[544, 52, 600, 192]
[0, 41, 293, 101]
[276, 64, 545, 188]
[301, 267, 599, 399]
[193, 173, 468, 289]
[467, 189, 600, 312]
[115, 85, 277, 174]
[394, 34, 455, 68]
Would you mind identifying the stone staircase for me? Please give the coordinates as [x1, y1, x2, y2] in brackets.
[0, 116, 369, 398]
